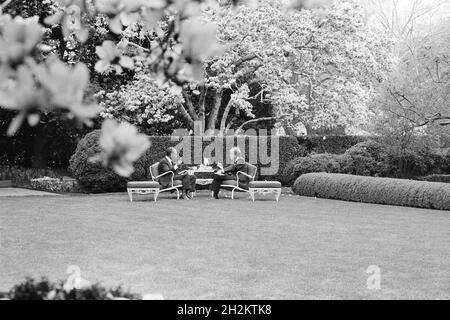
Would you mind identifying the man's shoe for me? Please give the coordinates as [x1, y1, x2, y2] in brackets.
[213, 193, 219, 199]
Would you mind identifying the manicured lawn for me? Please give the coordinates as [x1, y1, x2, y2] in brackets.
[0, 191, 448, 299]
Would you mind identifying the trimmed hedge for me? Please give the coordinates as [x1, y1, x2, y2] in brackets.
[293, 173, 450, 210]
[297, 135, 367, 154]
[69, 131, 304, 193]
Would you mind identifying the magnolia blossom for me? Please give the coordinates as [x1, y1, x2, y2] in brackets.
[95, 40, 134, 74]
[179, 19, 225, 81]
[33, 59, 101, 124]
[95, 0, 155, 34]
[96, 70, 182, 131]
[0, 16, 43, 66]
[44, 1, 89, 42]
[94, 119, 150, 177]
[0, 66, 47, 135]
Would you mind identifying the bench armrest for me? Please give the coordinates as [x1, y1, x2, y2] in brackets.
[237, 171, 255, 181]
[154, 171, 174, 186]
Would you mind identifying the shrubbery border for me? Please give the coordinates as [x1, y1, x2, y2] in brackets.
[293, 173, 450, 210]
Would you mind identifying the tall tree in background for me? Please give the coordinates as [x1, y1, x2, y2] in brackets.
[367, 0, 450, 144]
[98, 0, 392, 136]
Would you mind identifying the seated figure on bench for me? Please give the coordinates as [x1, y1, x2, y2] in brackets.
[158, 147, 196, 200]
[210, 147, 252, 199]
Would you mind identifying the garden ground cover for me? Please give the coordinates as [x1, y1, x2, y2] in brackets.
[0, 192, 448, 299]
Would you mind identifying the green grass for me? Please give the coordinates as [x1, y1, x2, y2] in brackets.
[0, 192, 448, 299]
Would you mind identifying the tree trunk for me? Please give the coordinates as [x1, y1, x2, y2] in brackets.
[219, 100, 234, 136]
[182, 89, 199, 122]
[205, 89, 223, 134]
[31, 127, 48, 168]
[198, 86, 207, 131]
[177, 104, 194, 130]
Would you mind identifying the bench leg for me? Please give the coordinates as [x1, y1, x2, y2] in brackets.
[249, 189, 255, 202]
[276, 189, 281, 202]
[153, 190, 159, 202]
[176, 189, 180, 200]
[127, 189, 133, 202]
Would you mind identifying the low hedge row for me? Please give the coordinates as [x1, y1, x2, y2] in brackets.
[69, 131, 304, 193]
[293, 173, 450, 210]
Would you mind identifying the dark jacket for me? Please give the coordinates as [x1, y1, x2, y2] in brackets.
[158, 157, 180, 188]
[223, 157, 252, 188]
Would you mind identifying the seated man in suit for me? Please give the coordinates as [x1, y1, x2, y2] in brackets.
[210, 147, 250, 199]
[158, 147, 196, 200]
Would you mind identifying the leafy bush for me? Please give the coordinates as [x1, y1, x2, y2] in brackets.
[338, 140, 390, 176]
[281, 153, 342, 186]
[372, 132, 449, 178]
[293, 173, 450, 210]
[1, 277, 140, 300]
[261, 136, 308, 181]
[30, 177, 80, 193]
[384, 148, 445, 178]
[0, 110, 90, 169]
[69, 130, 149, 193]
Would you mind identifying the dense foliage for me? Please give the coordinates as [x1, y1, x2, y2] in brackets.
[0, 277, 140, 300]
[296, 135, 366, 154]
[293, 173, 450, 210]
[98, 0, 393, 135]
[283, 139, 450, 186]
[282, 153, 342, 186]
[69, 131, 305, 192]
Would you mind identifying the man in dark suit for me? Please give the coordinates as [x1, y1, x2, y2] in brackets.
[158, 147, 196, 200]
[210, 147, 250, 199]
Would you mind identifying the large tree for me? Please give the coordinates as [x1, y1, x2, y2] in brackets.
[368, 0, 450, 141]
[99, 0, 392, 136]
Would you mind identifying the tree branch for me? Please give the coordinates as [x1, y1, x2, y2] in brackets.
[235, 116, 287, 134]
[205, 88, 223, 133]
[182, 89, 199, 122]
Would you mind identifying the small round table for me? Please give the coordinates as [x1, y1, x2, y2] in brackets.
[186, 166, 215, 189]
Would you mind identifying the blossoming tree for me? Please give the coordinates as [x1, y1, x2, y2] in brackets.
[0, 0, 392, 176]
[98, 0, 393, 136]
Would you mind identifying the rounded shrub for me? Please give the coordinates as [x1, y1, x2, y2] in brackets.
[340, 140, 389, 176]
[281, 153, 342, 186]
[293, 173, 450, 210]
[69, 130, 148, 193]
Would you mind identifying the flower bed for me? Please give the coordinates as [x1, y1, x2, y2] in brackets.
[30, 177, 80, 193]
